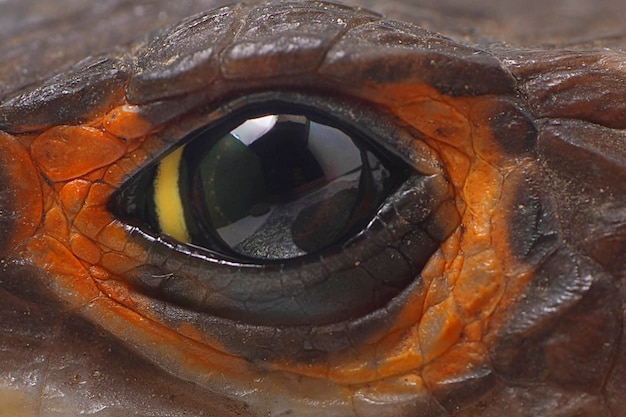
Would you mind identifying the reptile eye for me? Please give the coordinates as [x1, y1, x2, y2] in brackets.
[109, 98, 458, 325]
[112, 106, 409, 262]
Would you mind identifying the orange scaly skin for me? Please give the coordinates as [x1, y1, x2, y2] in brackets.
[2, 86, 532, 406]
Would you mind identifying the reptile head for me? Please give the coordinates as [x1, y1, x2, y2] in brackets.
[0, 1, 624, 416]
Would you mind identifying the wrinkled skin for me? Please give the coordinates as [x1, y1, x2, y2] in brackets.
[0, 1, 625, 416]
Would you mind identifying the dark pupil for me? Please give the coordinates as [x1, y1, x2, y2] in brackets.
[182, 114, 392, 260]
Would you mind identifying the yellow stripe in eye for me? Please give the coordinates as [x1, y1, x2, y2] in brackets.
[153, 146, 190, 243]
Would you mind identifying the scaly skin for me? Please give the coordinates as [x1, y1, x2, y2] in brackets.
[0, 1, 624, 416]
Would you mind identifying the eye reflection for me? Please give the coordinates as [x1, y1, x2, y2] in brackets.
[115, 111, 407, 261]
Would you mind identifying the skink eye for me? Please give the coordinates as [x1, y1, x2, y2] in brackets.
[112, 106, 409, 262]
[108, 98, 458, 326]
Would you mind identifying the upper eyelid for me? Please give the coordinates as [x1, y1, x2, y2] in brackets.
[0, 3, 514, 135]
[122, 91, 443, 186]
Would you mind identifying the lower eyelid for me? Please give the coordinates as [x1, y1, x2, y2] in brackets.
[120, 171, 456, 323]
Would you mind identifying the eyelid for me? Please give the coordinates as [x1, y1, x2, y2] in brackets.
[118, 173, 456, 322]
[120, 90, 444, 191]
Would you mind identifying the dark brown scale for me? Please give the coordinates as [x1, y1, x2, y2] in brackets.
[0, 1, 624, 417]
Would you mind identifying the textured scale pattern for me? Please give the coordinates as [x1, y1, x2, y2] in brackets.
[0, 1, 624, 416]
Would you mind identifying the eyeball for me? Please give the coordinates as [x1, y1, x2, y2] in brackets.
[112, 107, 410, 262]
